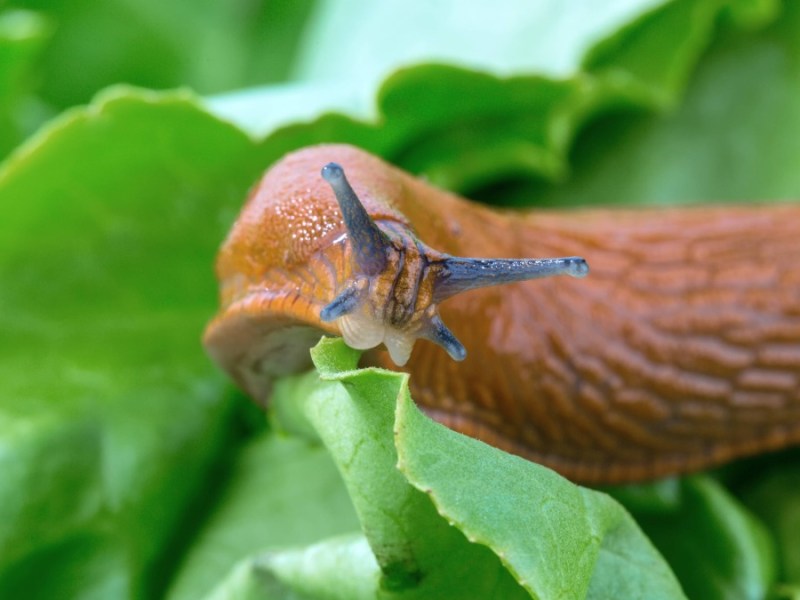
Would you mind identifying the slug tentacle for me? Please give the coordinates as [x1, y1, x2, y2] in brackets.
[322, 162, 390, 276]
[320, 163, 589, 365]
[433, 256, 589, 302]
[421, 308, 467, 361]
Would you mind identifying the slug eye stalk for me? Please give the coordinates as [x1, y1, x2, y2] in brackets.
[320, 162, 589, 366]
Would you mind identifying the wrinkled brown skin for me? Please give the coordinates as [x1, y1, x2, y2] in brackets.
[204, 144, 800, 484]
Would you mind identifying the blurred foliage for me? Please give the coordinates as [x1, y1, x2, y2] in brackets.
[6, 0, 314, 106]
[0, 10, 51, 155]
[614, 477, 776, 600]
[0, 89, 257, 599]
[0, 0, 798, 599]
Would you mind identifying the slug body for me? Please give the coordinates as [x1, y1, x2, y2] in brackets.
[205, 144, 800, 484]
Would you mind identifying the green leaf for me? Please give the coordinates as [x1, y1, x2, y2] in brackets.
[6, 0, 314, 109]
[620, 476, 776, 600]
[602, 478, 683, 514]
[0, 9, 51, 156]
[204, 0, 773, 193]
[167, 434, 361, 600]
[739, 460, 800, 587]
[259, 338, 685, 599]
[295, 338, 530, 599]
[530, 1, 800, 206]
[296, 0, 669, 95]
[0, 87, 263, 597]
[203, 534, 380, 600]
[393, 350, 685, 600]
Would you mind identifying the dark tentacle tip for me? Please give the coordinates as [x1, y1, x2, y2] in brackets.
[320, 302, 342, 322]
[447, 341, 467, 362]
[320, 279, 366, 322]
[426, 313, 467, 362]
[321, 162, 344, 183]
[569, 258, 590, 278]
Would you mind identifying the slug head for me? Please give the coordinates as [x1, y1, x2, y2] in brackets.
[320, 162, 589, 366]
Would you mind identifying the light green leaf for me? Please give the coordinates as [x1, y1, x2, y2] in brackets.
[293, 338, 530, 599]
[203, 0, 773, 192]
[393, 349, 685, 600]
[259, 338, 684, 599]
[203, 534, 380, 600]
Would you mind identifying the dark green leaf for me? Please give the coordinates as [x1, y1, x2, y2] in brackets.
[739, 461, 800, 587]
[622, 476, 775, 600]
[0, 9, 51, 156]
[167, 434, 361, 600]
[532, 2, 800, 206]
[7, 0, 314, 109]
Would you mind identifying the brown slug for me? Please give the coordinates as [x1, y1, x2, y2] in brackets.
[204, 144, 800, 484]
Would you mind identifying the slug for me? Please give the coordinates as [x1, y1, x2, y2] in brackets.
[204, 144, 800, 484]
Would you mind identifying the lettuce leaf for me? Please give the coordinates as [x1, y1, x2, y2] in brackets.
[201, 338, 684, 600]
